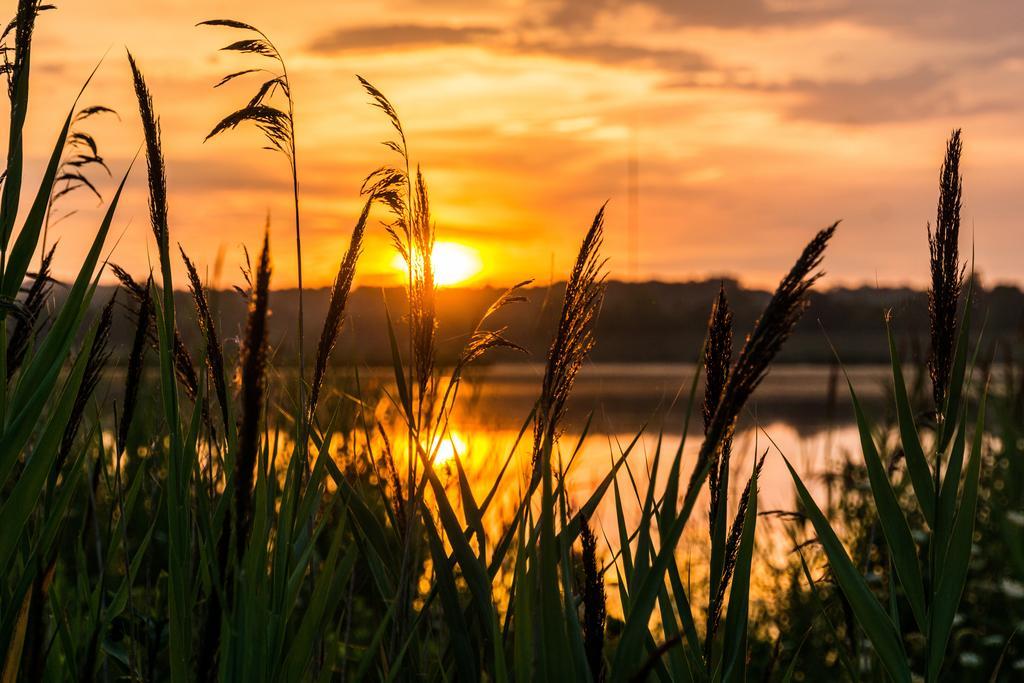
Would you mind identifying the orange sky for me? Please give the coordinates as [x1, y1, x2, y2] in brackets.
[10, 0, 1024, 289]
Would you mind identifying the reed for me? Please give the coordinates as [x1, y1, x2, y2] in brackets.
[117, 276, 152, 456]
[927, 129, 964, 410]
[181, 246, 229, 429]
[308, 196, 370, 418]
[235, 230, 270, 558]
[0, 5, 1012, 680]
[532, 204, 606, 475]
[5, 243, 53, 378]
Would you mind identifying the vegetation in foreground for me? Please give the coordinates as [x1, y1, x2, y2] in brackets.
[2, 3, 1022, 681]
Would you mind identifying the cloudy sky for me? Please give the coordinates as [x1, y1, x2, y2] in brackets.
[14, 0, 1024, 289]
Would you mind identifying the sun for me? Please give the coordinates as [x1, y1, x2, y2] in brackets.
[432, 431, 468, 466]
[391, 241, 483, 287]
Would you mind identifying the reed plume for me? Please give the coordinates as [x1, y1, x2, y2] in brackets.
[110, 263, 203, 406]
[200, 19, 307, 451]
[43, 104, 117, 251]
[705, 285, 734, 550]
[6, 243, 54, 379]
[180, 246, 229, 429]
[196, 234, 270, 681]
[118, 277, 153, 455]
[56, 292, 115, 472]
[705, 452, 766, 658]
[455, 281, 531, 371]
[358, 76, 440, 410]
[235, 231, 271, 558]
[532, 205, 607, 475]
[308, 196, 371, 418]
[50, 106, 116, 205]
[927, 129, 964, 412]
[580, 514, 607, 683]
[689, 223, 836, 500]
[408, 170, 436, 403]
[127, 51, 168, 249]
[376, 422, 406, 529]
[2, 0, 48, 100]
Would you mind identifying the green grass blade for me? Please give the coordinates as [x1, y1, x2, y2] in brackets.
[720, 464, 758, 682]
[939, 283, 973, 450]
[926, 387, 986, 682]
[886, 320, 936, 524]
[427, 515, 480, 681]
[781, 453, 911, 683]
[847, 375, 928, 633]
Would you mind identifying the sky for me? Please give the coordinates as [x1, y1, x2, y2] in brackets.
[10, 0, 1024, 290]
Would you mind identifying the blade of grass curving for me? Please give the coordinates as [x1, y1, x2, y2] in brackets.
[926, 386, 986, 682]
[781, 453, 911, 683]
[425, 516, 480, 681]
[0, 163, 129, 483]
[848, 366, 928, 632]
[795, 549, 859, 682]
[0, 322, 93, 575]
[939, 282, 973, 451]
[885, 319, 936, 523]
[2, 62, 100, 294]
[935, 407, 967, 571]
[719, 462, 758, 682]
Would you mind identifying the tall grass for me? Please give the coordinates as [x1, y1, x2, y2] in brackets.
[0, 5, 1016, 682]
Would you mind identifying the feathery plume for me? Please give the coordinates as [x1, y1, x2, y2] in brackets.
[127, 51, 168, 248]
[118, 278, 153, 455]
[927, 129, 964, 411]
[180, 246, 229, 429]
[532, 205, 607, 475]
[110, 263, 203, 405]
[706, 452, 766, 657]
[57, 293, 115, 472]
[689, 224, 836, 500]
[235, 231, 271, 558]
[376, 422, 406, 528]
[308, 197, 370, 417]
[409, 169, 436, 403]
[580, 514, 607, 683]
[6, 243, 54, 379]
[705, 285, 734, 537]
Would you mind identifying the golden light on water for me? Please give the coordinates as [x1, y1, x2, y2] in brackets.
[390, 242, 483, 287]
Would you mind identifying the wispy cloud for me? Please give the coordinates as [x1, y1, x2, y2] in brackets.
[310, 23, 500, 53]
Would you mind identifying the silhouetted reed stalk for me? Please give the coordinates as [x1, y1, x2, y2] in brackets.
[532, 205, 607, 480]
[199, 19, 308, 467]
[580, 514, 606, 683]
[308, 196, 371, 419]
[5, 243, 53, 379]
[927, 129, 964, 414]
[687, 224, 836, 511]
[56, 292, 115, 472]
[110, 264, 206, 420]
[42, 103, 116, 253]
[236, 231, 270, 559]
[705, 452, 766, 660]
[180, 246, 229, 430]
[196, 231, 271, 679]
[118, 277, 152, 456]
[705, 285, 733, 566]
[359, 77, 435, 440]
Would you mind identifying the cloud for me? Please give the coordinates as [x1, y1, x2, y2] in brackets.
[783, 67, 955, 125]
[309, 23, 499, 53]
[310, 20, 711, 79]
[545, 0, 1024, 41]
[515, 39, 710, 73]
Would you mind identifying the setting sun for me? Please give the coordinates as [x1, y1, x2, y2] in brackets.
[391, 241, 483, 287]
